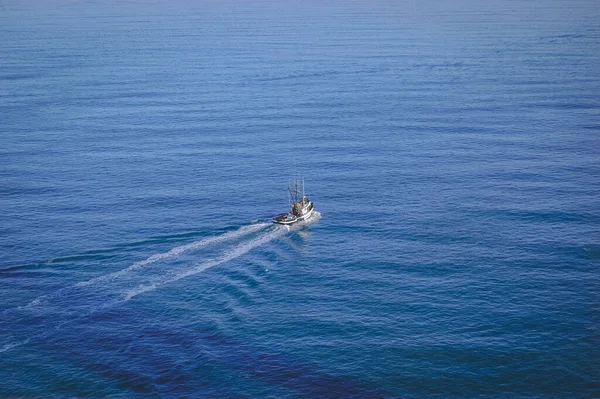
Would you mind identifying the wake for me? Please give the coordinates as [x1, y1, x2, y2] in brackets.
[123, 224, 288, 300]
[9, 222, 269, 312]
[122, 212, 321, 300]
[119, 213, 319, 300]
[0, 214, 320, 353]
[76, 223, 268, 288]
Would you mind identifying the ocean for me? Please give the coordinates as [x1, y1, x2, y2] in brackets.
[1, 0, 599, 397]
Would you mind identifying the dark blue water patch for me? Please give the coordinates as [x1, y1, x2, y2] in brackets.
[486, 209, 599, 225]
[395, 344, 597, 398]
[578, 244, 600, 260]
[579, 124, 600, 131]
[535, 101, 600, 110]
[542, 34, 589, 41]
[0, 256, 116, 275]
[0, 73, 41, 81]
[255, 69, 345, 83]
[21, 303, 394, 398]
[412, 61, 466, 70]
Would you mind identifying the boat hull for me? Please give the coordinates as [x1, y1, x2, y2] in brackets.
[273, 202, 315, 225]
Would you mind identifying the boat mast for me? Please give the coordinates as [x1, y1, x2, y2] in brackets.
[295, 179, 299, 203]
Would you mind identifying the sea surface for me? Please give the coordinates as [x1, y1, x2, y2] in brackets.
[1, 0, 599, 397]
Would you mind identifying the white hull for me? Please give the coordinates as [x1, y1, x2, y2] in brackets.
[273, 205, 314, 225]
[273, 200, 315, 225]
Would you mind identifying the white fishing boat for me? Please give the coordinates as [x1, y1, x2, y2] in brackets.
[273, 178, 315, 225]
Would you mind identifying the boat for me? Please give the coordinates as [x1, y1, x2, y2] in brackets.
[273, 178, 315, 225]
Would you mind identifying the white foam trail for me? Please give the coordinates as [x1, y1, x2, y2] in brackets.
[123, 226, 288, 301]
[76, 223, 268, 288]
[122, 283, 157, 301]
[11, 223, 267, 313]
[0, 339, 30, 353]
[124, 213, 321, 301]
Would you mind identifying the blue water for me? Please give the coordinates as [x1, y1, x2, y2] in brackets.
[1, 0, 599, 397]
